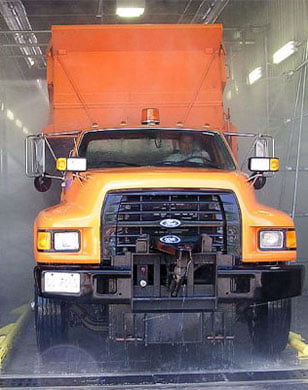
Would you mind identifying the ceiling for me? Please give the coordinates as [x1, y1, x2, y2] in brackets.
[0, 0, 265, 79]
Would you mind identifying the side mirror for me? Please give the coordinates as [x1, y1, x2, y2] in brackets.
[248, 157, 280, 172]
[248, 157, 279, 190]
[56, 157, 87, 172]
[34, 175, 52, 192]
[25, 135, 46, 177]
[254, 139, 269, 157]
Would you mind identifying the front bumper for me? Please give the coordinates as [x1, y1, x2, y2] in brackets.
[34, 261, 304, 311]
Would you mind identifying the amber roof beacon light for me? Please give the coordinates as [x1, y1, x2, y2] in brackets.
[141, 108, 160, 125]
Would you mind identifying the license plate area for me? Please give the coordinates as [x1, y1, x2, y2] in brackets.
[43, 271, 81, 294]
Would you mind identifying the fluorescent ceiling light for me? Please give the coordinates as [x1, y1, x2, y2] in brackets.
[15, 119, 22, 128]
[248, 67, 262, 85]
[23, 127, 29, 134]
[225, 90, 232, 100]
[116, 7, 144, 17]
[6, 109, 14, 121]
[116, 0, 144, 17]
[28, 57, 35, 67]
[273, 41, 296, 64]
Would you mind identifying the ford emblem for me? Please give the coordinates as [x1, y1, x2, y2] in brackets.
[160, 235, 181, 244]
[160, 218, 181, 228]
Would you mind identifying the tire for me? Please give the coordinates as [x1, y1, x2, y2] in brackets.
[248, 298, 291, 355]
[35, 291, 69, 352]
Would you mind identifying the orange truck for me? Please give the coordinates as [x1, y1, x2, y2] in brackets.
[26, 25, 303, 354]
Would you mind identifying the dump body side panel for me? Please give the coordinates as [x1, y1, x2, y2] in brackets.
[45, 24, 227, 132]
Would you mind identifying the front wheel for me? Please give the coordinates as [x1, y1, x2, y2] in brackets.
[247, 298, 291, 355]
[35, 291, 69, 352]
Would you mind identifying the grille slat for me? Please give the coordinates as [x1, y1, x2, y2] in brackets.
[116, 221, 224, 227]
[116, 210, 223, 215]
[119, 201, 225, 206]
[102, 190, 241, 257]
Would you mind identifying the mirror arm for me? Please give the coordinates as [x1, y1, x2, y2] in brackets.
[247, 172, 263, 183]
[248, 172, 267, 190]
[223, 132, 275, 169]
[42, 173, 64, 181]
[44, 136, 57, 161]
[240, 136, 258, 170]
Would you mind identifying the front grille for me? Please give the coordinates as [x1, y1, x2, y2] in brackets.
[102, 190, 240, 258]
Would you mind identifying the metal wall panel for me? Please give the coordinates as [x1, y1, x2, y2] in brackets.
[223, 0, 308, 285]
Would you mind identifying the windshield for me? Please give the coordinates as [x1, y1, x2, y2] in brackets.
[78, 129, 236, 170]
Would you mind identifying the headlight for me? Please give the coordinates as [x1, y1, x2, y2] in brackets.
[37, 230, 80, 252]
[259, 231, 283, 249]
[54, 232, 80, 251]
[259, 229, 296, 250]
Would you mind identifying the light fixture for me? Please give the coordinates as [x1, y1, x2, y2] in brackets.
[15, 119, 22, 128]
[225, 90, 232, 100]
[28, 57, 35, 67]
[116, 0, 144, 17]
[248, 67, 262, 85]
[6, 109, 14, 121]
[23, 127, 29, 134]
[273, 41, 297, 64]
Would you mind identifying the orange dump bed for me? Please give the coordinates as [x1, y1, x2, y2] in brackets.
[45, 24, 227, 133]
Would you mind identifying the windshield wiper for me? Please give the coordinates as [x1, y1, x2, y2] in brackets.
[93, 161, 141, 167]
[153, 161, 221, 168]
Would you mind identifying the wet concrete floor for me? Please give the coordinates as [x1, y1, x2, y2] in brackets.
[2, 297, 308, 377]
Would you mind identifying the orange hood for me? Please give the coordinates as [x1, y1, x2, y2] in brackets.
[35, 168, 295, 264]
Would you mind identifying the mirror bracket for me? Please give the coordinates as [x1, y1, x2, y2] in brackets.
[33, 173, 64, 192]
[248, 173, 267, 190]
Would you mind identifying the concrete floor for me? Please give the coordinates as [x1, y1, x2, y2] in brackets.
[1, 303, 308, 390]
[1, 297, 308, 376]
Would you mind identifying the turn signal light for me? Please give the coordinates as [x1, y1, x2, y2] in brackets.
[286, 230, 297, 249]
[56, 157, 87, 172]
[37, 232, 51, 251]
[270, 158, 280, 172]
[56, 158, 67, 171]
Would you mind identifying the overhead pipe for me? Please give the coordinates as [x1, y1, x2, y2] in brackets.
[0, 0, 45, 68]
[1, 43, 48, 47]
[202, 0, 230, 23]
[0, 30, 50, 33]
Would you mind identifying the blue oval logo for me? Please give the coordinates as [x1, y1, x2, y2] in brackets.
[160, 219, 181, 228]
[160, 235, 181, 244]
